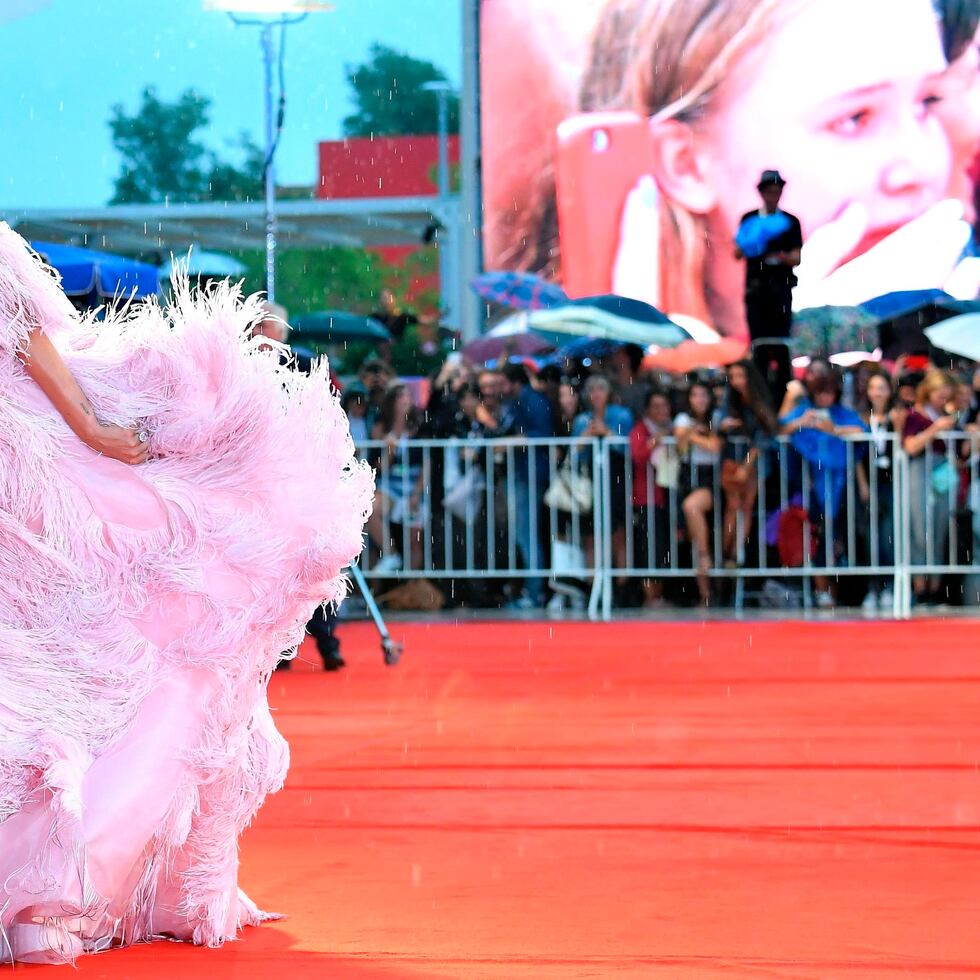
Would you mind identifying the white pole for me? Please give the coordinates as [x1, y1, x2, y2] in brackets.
[261, 23, 277, 301]
[458, 0, 482, 341]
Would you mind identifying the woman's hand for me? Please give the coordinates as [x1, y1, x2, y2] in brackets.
[793, 200, 971, 310]
[719, 416, 743, 433]
[800, 410, 834, 433]
[83, 423, 150, 466]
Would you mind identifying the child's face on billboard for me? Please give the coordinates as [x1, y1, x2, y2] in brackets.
[702, 0, 950, 258]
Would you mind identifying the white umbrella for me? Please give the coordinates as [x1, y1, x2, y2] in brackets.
[924, 313, 980, 361]
[488, 308, 690, 348]
[527, 305, 688, 346]
[162, 250, 247, 280]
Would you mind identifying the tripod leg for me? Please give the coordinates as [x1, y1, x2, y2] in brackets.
[348, 563, 402, 666]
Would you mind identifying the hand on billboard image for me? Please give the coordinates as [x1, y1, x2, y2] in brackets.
[611, 175, 660, 310]
[793, 199, 977, 310]
[482, 0, 980, 339]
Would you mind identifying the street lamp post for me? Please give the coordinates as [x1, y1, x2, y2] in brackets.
[259, 21, 278, 300]
[204, 1, 333, 302]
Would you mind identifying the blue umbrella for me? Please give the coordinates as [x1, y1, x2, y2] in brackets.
[292, 311, 392, 344]
[470, 271, 569, 311]
[860, 290, 975, 359]
[31, 241, 159, 299]
[859, 289, 952, 321]
[540, 337, 625, 366]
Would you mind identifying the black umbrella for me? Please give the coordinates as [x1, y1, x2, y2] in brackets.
[292, 311, 392, 344]
[860, 291, 980, 359]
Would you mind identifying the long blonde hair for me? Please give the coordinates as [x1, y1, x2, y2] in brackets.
[915, 368, 955, 409]
[512, 0, 794, 316]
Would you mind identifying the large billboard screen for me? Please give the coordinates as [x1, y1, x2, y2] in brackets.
[480, 0, 980, 340]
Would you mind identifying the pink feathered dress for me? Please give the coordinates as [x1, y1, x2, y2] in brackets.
[0, 224, 373, 963]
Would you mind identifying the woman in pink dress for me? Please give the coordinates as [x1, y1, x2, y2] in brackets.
[0, 223, 373, 964]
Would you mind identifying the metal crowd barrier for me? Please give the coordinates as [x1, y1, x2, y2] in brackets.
[353, 432, 980, 620]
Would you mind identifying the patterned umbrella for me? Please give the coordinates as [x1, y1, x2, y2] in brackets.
[462, 331, 553, 364]
[470, 271, 569, 311]
[791, 306, 878, 358]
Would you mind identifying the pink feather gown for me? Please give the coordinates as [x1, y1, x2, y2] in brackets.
[0, 224, 373, 963]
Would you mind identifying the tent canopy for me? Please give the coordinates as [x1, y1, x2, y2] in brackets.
[31, 240, 159, 298]
[6, 196, 441, 254]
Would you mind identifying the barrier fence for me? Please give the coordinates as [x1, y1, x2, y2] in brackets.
[354, 432, 980, 620]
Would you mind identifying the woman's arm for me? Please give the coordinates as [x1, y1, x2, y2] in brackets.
[18, 328, 147, 465]
[688, 429, 722, 454]
[903, 414, 954, 457]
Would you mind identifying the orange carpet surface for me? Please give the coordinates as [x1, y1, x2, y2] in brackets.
[43, 619, 980, 978]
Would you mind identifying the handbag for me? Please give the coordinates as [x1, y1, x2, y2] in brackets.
[720, 458, 748, 494]
[930, 458, 957, 495]
[544, 462, 593, 514]
[443, 466, 485, 520]
[652, 443, 680, 489]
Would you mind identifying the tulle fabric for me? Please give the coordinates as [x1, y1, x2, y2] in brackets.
[0, 224, 373, 962]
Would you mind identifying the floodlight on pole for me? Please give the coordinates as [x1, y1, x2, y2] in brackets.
[203, 1, 332, 15]
[204, 0, 332, 301]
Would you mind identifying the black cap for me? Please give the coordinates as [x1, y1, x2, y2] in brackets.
[758, 169, 787, 189]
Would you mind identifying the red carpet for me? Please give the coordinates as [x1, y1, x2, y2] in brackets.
[54, 619, 980, 978]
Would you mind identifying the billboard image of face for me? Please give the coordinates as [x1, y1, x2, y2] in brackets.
[480, 0, 980, 340]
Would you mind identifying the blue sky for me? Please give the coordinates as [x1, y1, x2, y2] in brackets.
[0, 0, 461, 208]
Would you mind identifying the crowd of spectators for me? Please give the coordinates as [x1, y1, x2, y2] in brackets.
[334, 324, 980, 613]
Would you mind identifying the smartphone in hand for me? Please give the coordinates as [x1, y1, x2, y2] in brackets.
[555, 111, 652, 299]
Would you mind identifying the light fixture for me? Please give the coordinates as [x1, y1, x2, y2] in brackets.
[203, 1, 332, 15]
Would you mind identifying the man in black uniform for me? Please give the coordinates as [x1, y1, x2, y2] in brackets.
[735, 170, 803, 404]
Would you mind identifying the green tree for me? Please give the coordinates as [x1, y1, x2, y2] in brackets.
[109, 87, 263, 204]
[342, 44, 459, 137]
[233, 245, 388, 318]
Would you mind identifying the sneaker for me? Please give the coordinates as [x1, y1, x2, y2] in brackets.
[815, 590, 834, 609]
[505, 594, 537, 611]
[373, 553, 403, 574]
[545, 594, 566, 613]
[878, 588, 894, 610]
[861, 590, 879, 612]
